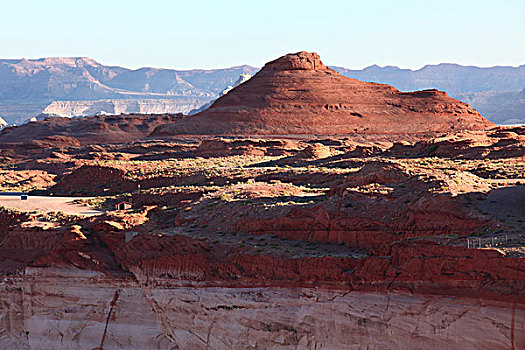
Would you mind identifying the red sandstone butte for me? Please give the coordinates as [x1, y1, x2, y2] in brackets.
[152, 51, 494, 137]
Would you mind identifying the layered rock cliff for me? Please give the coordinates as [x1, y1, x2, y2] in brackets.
[41, 98, 209, 118]
[153, 52, 493, 137]
[0, 268, 522, 350]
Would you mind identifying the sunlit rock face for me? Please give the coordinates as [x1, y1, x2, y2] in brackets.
[0, 268, 522, 350]
[153, 51, 493, 137]
[40, 98, 208, 118]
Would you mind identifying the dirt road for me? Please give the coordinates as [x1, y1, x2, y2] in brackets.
[0, 195, 104, 216]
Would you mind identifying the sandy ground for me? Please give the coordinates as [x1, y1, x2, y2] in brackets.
[0, 195, 104, 216]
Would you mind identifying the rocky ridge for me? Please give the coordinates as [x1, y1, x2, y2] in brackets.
[0, 129, 523, 348]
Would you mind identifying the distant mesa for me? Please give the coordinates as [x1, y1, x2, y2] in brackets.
[0, 57, 258, 124]
[152, 51, 494, 137]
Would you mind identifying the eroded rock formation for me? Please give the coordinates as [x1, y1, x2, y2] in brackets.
[153, 52, 494, 137]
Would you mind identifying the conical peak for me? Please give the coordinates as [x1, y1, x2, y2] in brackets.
[150, 51, 493, 137]
[264, 51, 328, 71]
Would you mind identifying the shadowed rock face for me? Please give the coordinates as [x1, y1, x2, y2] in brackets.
[152, 51, 494, 137]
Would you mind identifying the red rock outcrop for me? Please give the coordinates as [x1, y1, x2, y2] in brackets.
[0, 205, 522, 302]
[353, 241, 525, 301]
[195, 138, 301, 157]
[0, 113, 183, 146]
[153, 51, 493, 137]
[237, 163, 490, 249]
[50, 165, 136, 195]
[237, 200, 486, 250]
[387, 126, 525, 159]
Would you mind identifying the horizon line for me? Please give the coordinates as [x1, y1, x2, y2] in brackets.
[1, 55, 524, 72]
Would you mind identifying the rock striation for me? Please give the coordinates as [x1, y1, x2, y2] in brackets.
[1, 268, 523, 349]
[153, 51, 494, 137]
[41, 98, 208, 118]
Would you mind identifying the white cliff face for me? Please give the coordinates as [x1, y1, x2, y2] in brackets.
[188, 73, 253, 115]
[0, 268, 523, 350]
[220, 73, 252, 97]
[41, 98, 211, 118]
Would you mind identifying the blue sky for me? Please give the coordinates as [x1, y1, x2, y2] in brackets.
[1, 0, 524, 69]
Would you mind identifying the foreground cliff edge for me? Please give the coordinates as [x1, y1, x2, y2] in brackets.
[0, 52, 523, 349]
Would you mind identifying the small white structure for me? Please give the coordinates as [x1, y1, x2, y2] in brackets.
[115, 201, 132, 211]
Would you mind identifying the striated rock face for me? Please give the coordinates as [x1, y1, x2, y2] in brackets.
[153, 52, 494, 137]
[0, 268, 523, 350]
[237, 162, 491, 249]
[238, 200, 487, 250]
[41, 98, 207, 118]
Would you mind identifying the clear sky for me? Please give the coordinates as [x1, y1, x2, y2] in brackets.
[2, 0, 524, 70]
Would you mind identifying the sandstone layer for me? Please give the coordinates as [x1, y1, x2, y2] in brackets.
[153, 52, 494, 137]
[0, 268, 523, 350]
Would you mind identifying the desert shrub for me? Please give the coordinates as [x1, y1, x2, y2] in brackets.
[427, 145, 438, 154]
